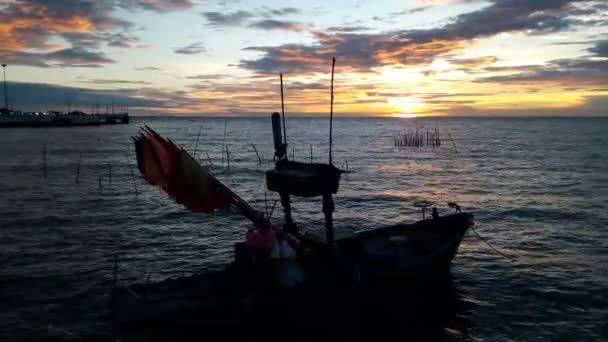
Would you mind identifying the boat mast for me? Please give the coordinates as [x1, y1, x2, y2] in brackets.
[280, 73, 287, 151]
[329, 57, 335, 165]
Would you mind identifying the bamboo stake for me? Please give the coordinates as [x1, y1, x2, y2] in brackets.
[221, 120, 227, 166]
[264, 192, 269, 218]
[124, 153, 139, 196]
[108, 164, 112, 184]
[75, 153, 82, 184]
[310, 145, 313, 163]
[447, 132, 458, 153]
[225, 145, 230, 169]
[252, 143, 262, 165]
[193, 124, 203, 157]
[42, 144, 47, 179]
[206, 152, 213, 166]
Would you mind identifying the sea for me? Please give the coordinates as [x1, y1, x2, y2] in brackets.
[0, 116, 607, 341]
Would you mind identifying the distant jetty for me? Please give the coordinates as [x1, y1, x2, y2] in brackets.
[0, 108, 129, 127]
[0, 64, 129, 127]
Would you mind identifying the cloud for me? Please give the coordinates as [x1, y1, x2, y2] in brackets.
[0, 0, 193, 68]
[202, 7, 304, 28]
[476, 58, 608, 85]
[259, 6, 301, 17]
[390, 5, 434, 16]
[248, 19, 309, 32]
[202, 10, 253, 26]
[326, 25, 371, 33]
[185, 74, 231, 80]
[445, 94, 608, 116]
[448, 55, 498, 68]
[409, 5, 434, 14]
[77, 78, 153, 85]
[241, 32, 462, 74]
[47, 47, 115, 65]
[240, 0, 600, 75]
[106, 32, 140, 48]
[0, 0, 131, 51]
[0, 47, 114, 68]
[122, 0, 195, 12]
[402, 0, 582, 43]
[2, 81, 237, 114]
[474, 40, 608, 85]
[588, 40, 608, 57]
[3, 81, 167, 110]
[174, 42, 206, 55]
[135, 66, 162, 71]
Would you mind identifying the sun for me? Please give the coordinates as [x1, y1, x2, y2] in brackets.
[388, 97, 426, 118]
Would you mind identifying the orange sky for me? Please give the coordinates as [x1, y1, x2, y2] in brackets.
[1, 0, 607, 116]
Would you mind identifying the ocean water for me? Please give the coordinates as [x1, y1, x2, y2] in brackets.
[1, 116, 607, 341]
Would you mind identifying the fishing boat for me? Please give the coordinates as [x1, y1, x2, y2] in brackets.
[111, 60, 474, 340]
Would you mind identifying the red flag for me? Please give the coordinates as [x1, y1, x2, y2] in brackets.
[133, 126, 269, 230]
[134, 127, 234, 213]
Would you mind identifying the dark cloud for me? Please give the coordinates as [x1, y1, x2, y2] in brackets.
[241, 32, 461, 74]
[240, 0, 596, 75]
[551, 40, 597, 46]
[390, 5, 434, 16]
[0, 0, 193, 68]
[0, 0, 131, 51]
[202, 10, 253, 26]
[47, 47, 115, 66]
[475, 58, 608, 85]
[174, 42, 206, 55]
[106, 33, 140, 48]
[474, 39, 608, 85]
[77, 79, 153, 85]
[3, 81, 167, 110]
[372, 16, 396, 24]
[120, 0, 195, 12]
[448, 56, 499, 71]
[402, 0, 581, 43]
[248, 19, 309, 32]
[588, 40, 608, 57]
[259, 6, 301, 17]
[409, 5, 434, 14]
[0, 47, 114, 68]
[326, 25, 371, 33]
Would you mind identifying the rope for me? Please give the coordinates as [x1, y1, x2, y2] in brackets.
[470, 226, 513, 261]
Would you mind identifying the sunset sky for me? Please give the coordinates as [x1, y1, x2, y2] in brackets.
[0, 0, 607, 116]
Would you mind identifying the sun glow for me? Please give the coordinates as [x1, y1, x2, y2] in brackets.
[388, 97, 426, 117]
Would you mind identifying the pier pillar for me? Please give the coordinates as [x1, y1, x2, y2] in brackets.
[322, 193, 335, 245]
[280, 192, 294, 227]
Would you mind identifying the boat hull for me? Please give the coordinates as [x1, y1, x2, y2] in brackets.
[112, 214, 473, 337]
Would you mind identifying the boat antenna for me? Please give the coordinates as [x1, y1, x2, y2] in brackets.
[2, 64, 8, 109]
[329, 57, 335, 165]
[280, 73, 287, 146]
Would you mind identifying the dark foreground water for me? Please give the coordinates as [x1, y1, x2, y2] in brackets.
[1, 116, 607, 341]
